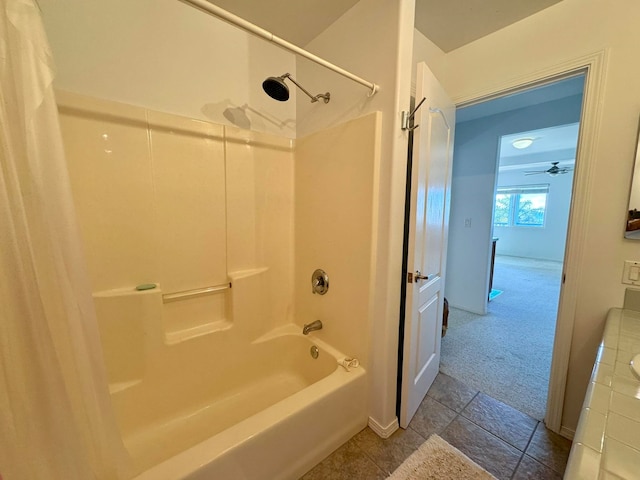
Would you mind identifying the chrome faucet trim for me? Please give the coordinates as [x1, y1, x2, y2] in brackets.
[303, 320, 323, 335]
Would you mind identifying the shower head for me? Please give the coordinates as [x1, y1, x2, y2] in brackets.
[262, 75, 290, 102]
[262, 73, 330, 104]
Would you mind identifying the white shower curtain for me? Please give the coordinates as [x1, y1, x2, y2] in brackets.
[0, 1, 131, 478]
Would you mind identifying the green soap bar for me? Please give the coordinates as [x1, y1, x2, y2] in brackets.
[136, 283, 157, 291]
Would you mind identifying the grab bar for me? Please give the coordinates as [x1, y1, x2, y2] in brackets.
[162, 283, 230, 303]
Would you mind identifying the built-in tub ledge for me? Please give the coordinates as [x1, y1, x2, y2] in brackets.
[253, 324, 363, 377]
[252, 323, 300, 343]
[109, 379, 143, 395]
[164, 320, 232, 345]
[162, 268, 272, 345]
[93, 285, 163, 297]
[227, 267, 269, 281]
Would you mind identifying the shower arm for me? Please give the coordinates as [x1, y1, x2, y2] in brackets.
[282, 74, 330, 104]
[179, 0, 379, 97]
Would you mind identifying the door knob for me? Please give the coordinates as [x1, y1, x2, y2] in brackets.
[415, 270, 434, 281]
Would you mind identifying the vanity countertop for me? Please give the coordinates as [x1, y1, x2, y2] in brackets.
[564, 307, 640, 479]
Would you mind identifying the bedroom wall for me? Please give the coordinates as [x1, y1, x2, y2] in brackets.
[495, 168, 574, 262]
[446, 95, 583, 314]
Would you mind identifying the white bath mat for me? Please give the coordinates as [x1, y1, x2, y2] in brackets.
[388, 434, 497, 480]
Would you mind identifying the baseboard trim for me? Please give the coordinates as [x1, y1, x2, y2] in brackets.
[368, 416, 399, 438]
[560, 425, 575, 440]
[447, 302, 486, 315]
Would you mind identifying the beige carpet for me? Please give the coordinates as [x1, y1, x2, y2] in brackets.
[388, 435, 496, 480]
[440, 255, 563, 420]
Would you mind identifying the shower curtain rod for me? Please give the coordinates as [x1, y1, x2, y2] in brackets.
[179, 0, 379, 96]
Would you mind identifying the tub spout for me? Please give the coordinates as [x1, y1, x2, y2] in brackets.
[303, 320, 323, 335]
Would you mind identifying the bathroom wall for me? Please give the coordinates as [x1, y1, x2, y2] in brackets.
[442, 0, 640, 434]
[40, 0, 414, 434]
[58, 91, 294, 348]
[39, 0, 296, 138]
[412, 29, 446, 94]
[44, 0, 640, 439]
[294, 111, 382, 369]
[296, 0, 416, 434]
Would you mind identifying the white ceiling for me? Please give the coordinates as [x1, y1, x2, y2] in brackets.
[204, 0, 564, 51]
[414, 0, 564, 52]
[499, 123, 580, 173]
[205, 0, 359, 47]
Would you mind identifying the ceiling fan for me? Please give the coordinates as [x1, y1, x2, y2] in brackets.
[524, 162, 573, 176]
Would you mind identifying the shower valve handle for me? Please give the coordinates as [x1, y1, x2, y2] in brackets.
[311, 269, 329, 295]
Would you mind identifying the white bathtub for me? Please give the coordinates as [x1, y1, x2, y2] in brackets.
[108, 324, 367, 480]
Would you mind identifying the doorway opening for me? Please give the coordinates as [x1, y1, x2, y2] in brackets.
[441, 73, 586, 421]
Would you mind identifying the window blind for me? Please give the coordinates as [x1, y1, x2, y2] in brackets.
[496, 184, 550, 195]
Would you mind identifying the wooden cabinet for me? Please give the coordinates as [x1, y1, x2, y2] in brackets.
[488, 237, 498, 300]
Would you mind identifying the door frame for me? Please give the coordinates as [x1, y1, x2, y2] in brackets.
[451, 50, 608, 436]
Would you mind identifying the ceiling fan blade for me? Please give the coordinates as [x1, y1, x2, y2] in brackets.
[522, 162, 574, 176]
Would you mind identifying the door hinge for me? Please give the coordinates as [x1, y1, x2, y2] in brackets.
[407, 272, 414, 283]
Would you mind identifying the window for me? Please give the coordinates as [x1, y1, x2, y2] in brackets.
[493, 184, 549, 227]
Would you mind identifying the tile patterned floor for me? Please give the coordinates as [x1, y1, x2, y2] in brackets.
[301, 373, 571, 480]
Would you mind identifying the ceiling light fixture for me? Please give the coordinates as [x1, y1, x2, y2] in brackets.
[512, 137, 535, 149]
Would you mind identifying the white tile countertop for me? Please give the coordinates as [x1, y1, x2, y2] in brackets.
[564, 298, 640, 479]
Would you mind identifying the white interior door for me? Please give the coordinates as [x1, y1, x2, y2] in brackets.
[399, 62, 455, 428]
